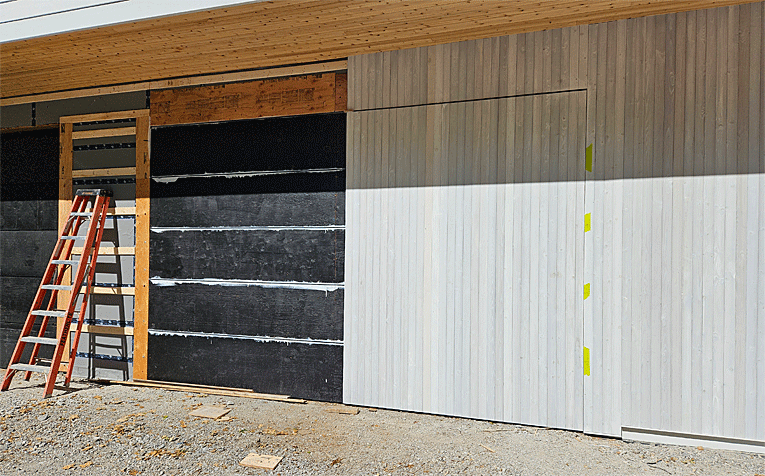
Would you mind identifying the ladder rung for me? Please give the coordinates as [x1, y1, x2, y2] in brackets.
[41, 284, 73, 291]
[71, 212, 93, 217]
[51, 260, 78, 266]
[30, 310, 66, 318]
[20, 336, 58, 346]
[9, 363, 49, 374]
[60, 236, 85, 240]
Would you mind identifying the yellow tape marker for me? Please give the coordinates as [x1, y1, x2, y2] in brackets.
[585, 144, 593, 172]
[583, 346, 591, 376]
[583, 283, 590, 300]
[584, 213, 591, 232]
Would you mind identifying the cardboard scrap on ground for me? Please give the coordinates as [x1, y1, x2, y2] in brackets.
[325, 406, 359, 415]
[188, 405, 231, 420]
[239, 453, 282, 470]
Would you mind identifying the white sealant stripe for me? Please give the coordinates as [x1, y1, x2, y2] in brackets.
[149, 277, 343, 292]
[152, 168, 346, 183]
[148, 329, 343, 346]
[151, 225, 345, 232]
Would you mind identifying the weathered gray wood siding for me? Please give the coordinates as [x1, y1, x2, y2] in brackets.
[345, 2, 765, 443]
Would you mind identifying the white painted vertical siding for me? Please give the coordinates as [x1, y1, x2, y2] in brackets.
[346, 2, 765, 444]
[345, 92, 587, 430]
[584, 4, 765, 440]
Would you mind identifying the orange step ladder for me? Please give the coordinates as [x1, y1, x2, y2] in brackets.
[1, 189, 111, 397]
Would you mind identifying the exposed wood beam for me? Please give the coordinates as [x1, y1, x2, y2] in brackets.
[1, 0, 759, 99]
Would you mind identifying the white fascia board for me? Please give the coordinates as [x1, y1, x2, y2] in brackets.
[0, 0, 264, 43]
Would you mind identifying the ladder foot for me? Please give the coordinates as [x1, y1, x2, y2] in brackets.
[0, 370, 16, 392]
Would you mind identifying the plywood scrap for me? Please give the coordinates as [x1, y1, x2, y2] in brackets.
[239, 453, 282, 470]
[135, 379, 288, 397]
[90, 379, 306, 403]
[189, 405, 230, 420]
[325, 405, 359, 415]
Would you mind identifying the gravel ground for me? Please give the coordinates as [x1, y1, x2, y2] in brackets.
[0, 374, 763, 475]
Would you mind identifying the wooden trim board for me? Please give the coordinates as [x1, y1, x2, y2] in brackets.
[97, 379, 307, 403]
[0, 124, 58, 134]
[0, 60, 347, 107]
[60, 109, 149, 124]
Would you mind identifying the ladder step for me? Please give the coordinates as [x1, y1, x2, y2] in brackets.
[60, 236, 85, 240]
[71, 212, 93, 217]
[41, 284, 73, 291]
[9, 363, 49, 374]
[30, 310, 67, 318]
[20, 336, 58, 346]
[51, 260, 78, 266]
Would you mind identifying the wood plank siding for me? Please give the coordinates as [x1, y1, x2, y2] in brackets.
[346, 92, 587, 429]
[1, 1, 761, 101]
[346, 1, 765, 443]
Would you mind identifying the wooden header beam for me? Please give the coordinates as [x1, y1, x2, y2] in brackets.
[150, 72, 347, 126]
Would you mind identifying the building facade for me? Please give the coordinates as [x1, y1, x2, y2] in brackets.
[1, 0, 763, 453]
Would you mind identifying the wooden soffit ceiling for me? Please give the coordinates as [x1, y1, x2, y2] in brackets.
[0, 0, 759, 100]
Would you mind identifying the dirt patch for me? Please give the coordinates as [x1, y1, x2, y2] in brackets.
[0, 375, 763, 475]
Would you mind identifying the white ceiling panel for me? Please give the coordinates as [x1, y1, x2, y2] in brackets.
[0, 0, 260, 43]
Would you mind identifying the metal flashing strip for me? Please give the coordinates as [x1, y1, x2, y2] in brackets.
[149, 277, 343, 293]
[74, 178, 135, 186]
[75, 352, 132, 363]
[151, 167, 345, 183]
[148, 329, 343, 346]
[72, 318, 134, 327]
[151, 226, 345, 233]
[73, 142, 135, 151]
[622, 427, 765, 455]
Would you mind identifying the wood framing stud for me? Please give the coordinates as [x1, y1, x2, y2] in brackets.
[57, 122, 73, 359]
[133, 114, 151, 380]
